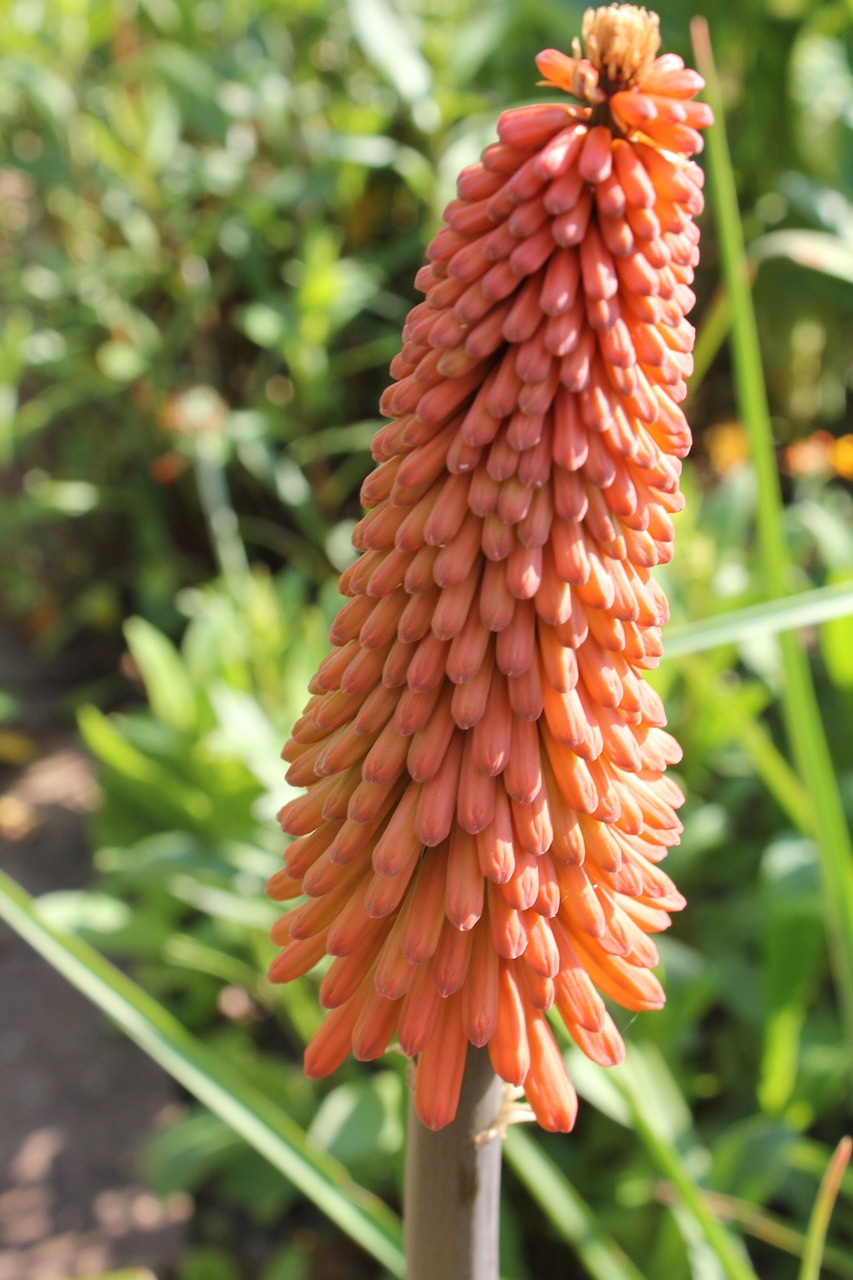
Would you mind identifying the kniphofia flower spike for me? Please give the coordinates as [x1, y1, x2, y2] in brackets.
[268, 5, 712, 1132]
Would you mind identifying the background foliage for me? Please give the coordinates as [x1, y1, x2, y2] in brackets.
[2, 0, 853, 1277]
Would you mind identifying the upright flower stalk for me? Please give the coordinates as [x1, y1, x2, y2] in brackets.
[269, 0, 710, 1170]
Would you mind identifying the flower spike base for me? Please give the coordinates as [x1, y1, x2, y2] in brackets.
[268, 1, 711, 1156]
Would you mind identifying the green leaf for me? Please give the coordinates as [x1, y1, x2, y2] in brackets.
[820, 574, 853, 688]
[96, 340, 147, 382]
[610, 1044, 760, 1280]
[799, 1140, 853, 1280]
[348, 0, 432, 108]
[694, 18, 853, 1053]
[177, 1247, 240, 1280]
[208, 685, 282, 790]
[0, 866, 405, 1277]
[166, 874, 277, 929]
[664, 580, 853, 658]
[96, 832, 233, 881]
[78, 705, 212, 827]
[144, 1107, 242, 1196]
[125, 616, 198, 735]
[79, 1271, 157, 1280]
[308, 1072, 404, 1175]
[710, 1118, 797, 1205]
[751, 230, 853, 286]
[758, 840, 826, 1115]
[239, 302, 290, 350]
[215, 1144, 298, 1222]
[503, 1129, 646, 1280]
[0, 688, 19, 720]
[37, 889, 130, 934]
[143, 43, 226, 133]
[678, 656, 811, 834]
[163, 932, 264, 990]
[260, 1243, 313, 1280]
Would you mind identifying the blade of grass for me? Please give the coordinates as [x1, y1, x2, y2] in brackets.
[611, 1064, 759, 1280]
[667, 1187, 853, 1279]
[503, 1129, 647, 1280]
[79, 1272, 156, 1280]
[692, 17, 853, 1049]
[799, 1139, 853, 1280]
[612, 1085, 758, 1280]
[688, 283, 731, 400]
[790, 1140, 853, 1202]
[678, 654, 812, 833]
[663, 580, 853, 658]
[0, 867, 405, 1277]
[562, 1043, 759, 1280]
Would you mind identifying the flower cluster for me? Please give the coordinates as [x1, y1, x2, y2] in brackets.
[268, 4, 712, 1132]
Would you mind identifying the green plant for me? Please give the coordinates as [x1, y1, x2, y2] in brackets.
[2, 3, 852, 1278]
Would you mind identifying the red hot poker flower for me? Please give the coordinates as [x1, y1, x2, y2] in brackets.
[268, 4, 712, 1132]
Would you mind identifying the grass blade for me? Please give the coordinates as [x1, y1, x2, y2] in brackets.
[799, 1139, 853, 1280]
[503, 1129, 647, 1280]
[692, 16, 853, 1050]
[689, 283, 731, 399]
[608, 1051, 760, 1280]
[655, 1185, 853, 1278]
[664, 580, 853, 658]
[0, 867, 405, 1277]
[678, 654, 811, 833]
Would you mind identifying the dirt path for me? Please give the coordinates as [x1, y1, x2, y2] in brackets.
[0, 625, 187, 1279]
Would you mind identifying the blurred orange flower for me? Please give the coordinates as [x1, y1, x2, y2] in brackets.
[783, 430, 853, 482]
[268, 4, 711, 1132]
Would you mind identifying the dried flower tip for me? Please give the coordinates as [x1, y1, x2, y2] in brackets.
[583, 5, 661, 90]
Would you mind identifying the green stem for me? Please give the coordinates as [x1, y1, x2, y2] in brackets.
[194, 433, 252, 600]
[679, 654, 812, 833]
[619, 1090, 758, 1280]
[692, 17, 853, 1052]
[688, 283, 732, 401]
[799, 1139, 853, 1280]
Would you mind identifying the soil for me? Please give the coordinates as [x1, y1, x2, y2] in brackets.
[0, 625, 187, 1279]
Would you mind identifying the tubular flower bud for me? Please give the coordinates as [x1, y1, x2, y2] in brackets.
[268, 4, 711, 1132]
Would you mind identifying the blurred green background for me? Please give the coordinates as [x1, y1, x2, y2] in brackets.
[1, 0, 853, 1276]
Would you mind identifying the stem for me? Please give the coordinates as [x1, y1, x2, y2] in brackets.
[194, 433, 252, 602]
[404, 1047, 504, 1280]
[799, 1138, 853, 1280]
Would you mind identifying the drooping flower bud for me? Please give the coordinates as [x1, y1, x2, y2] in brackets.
[268, 4, 711, 1132]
